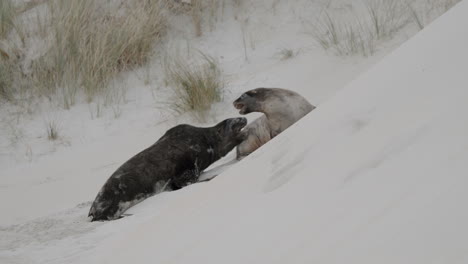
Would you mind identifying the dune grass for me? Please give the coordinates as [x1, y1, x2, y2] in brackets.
[310, 0, 461, 57]
[0, 0, 16, 39]
[0, 58, 14, 100]
[31, 0, 166, 107]
[168, 0, 223, 37]
[407, 0, 461, 30]
[0, 0, 19, 101]
[311, 0, 409, 57]
[164, 52, 224, 120]
[45, 120, 59, 141]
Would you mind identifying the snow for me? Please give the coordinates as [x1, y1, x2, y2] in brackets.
[1, 0, 467, 263]
[100, 1, 468, 263]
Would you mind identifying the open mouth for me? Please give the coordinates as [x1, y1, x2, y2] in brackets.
[233, 117, 247, 132]
[233, 102, 246, 114]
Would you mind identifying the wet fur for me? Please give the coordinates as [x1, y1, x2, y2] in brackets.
[89, 118, 247, 221]
[233, 88, 315, 159]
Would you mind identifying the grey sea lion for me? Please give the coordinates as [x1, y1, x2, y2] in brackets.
[89, 117, 247, 221]
[233, 88, 315, 159]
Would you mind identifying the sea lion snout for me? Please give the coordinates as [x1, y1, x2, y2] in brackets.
[233, 98, 245, 112]
[229, 117, 247, 132]
[233, 88, 269, 114]
[89, 200, 115, 221]
[233, 101, 244, 110]
[233, 94, 254, 114]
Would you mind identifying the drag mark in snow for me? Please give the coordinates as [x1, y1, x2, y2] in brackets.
[344, 123, 429, 183]
[263, 114, 372, 192]
[0, 201, 98, 251]
[264, 149, 310, 192]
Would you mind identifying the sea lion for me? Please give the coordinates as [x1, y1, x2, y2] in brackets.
[89, 117, 247, 221]
[233, 88, 315, 159]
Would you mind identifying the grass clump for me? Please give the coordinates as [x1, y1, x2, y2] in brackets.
[164, 53, 223, 120]
[366, 0, 408, 39]
[311, 0, 408, 57]
[311, 0, 461, 57]
[279, 48, 295, 60]
[311, 11, 376, 57]
[0, 0, 16, 39]
[192, 0, 222, 36]
[407, 0, 461, 30]
[0, 43, 22, 101]
[0, 58, 14, 100]
[46, 120, 59, 141]
[32, 0, 166, 106]
[168, 0, 222, 37]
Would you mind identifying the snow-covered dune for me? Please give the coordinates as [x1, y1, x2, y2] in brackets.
[96, 1, 468, 263]
[1, 1, 467, 263]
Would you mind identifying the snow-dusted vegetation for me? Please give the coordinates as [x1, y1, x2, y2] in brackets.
[309, 0, 460, 56]
[0, 0, 466, 263]
[163, 52, 224, 121]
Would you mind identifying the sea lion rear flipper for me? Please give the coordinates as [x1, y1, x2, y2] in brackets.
[120, 213, 133, 217]
[171, 169, 199, 190]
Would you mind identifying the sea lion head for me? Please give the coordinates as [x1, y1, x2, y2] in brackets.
[88, 178, 127, 221]
[88, 193, 117, 221]
[233, 88, 272, 114]
[214, 117, 247, 156]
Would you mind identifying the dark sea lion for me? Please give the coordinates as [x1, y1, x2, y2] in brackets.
[233, 88, 315, 159]
[89, 117, 247, 221]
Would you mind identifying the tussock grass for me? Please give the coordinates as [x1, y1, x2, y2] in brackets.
[0, 0, 16, 39]
[311, 11, 376, 57]
[32, 0, 166, 106]
[430, 0, 461, 12]
[0, 42, 22, 101]
[407, 0, 461, 30]
[279, 48, 295, 60]
[16, 0, 49, 14]
[311, 0, 461, 57]
[45, 120, 59, 141]
[366, 0, 408, 39]
[168, 0, 222, 37]
[408, 4, 425, 30]
[311, 0, 408, 57]
[164, 52, 223, 120]
[0, 59, 15, 100]
[0, 0, 25, 44]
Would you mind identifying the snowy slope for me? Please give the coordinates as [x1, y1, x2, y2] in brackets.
[1, 0, 467, 263]
[0, 0, 387, 226]
[94, 1, 468, 263]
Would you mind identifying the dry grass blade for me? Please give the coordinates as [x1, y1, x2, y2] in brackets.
[279, 48, 294, 60]
[0, 59, 14, 100]
[168, 0, 222, 37]
[408, 4, 424, 30]
[0, 0, 16, 39]
[164, 52, 224, 121]
[32, 0, 166, 106]
[0, 42, 21, 101]
[310, 0, 408, 57]
[45, 120, 59, 141]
